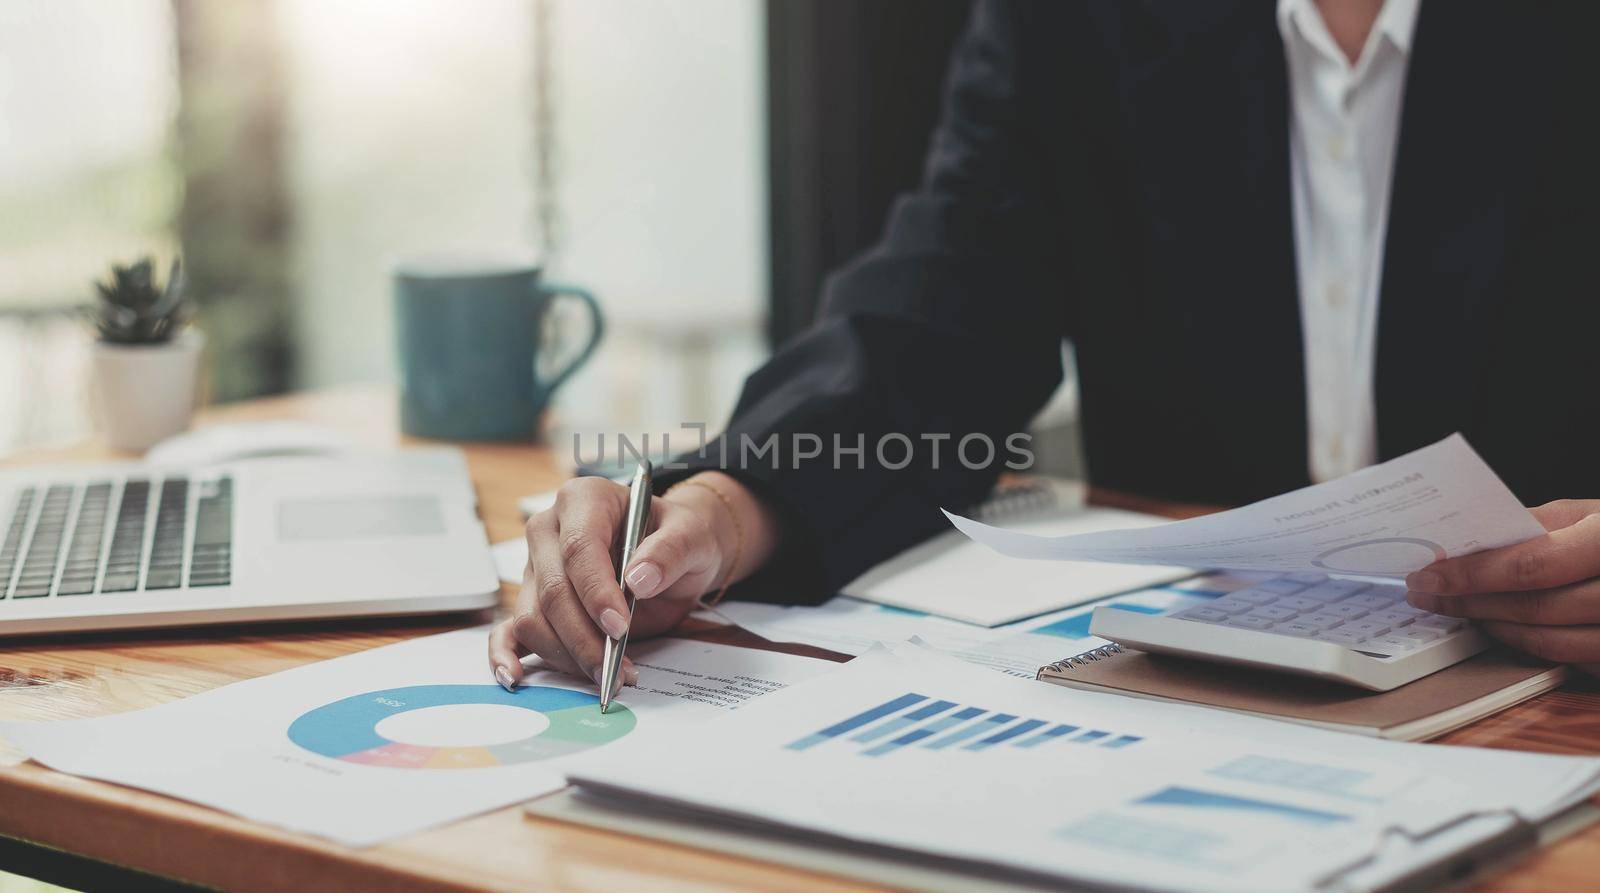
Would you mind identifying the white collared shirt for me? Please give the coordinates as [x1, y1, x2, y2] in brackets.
[1277, 0, 1420, 481]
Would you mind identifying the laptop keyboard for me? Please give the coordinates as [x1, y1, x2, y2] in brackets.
[0, 475, 233, 601]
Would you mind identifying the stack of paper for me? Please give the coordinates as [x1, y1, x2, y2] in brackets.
[560, 643, 1600, 893]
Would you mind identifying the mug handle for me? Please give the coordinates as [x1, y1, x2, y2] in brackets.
[533, 281, 604, 399]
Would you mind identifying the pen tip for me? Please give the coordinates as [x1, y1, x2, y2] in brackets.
[599, 701, 611, 714]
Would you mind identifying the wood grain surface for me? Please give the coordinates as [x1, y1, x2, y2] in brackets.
[1, 387, 1596, 892]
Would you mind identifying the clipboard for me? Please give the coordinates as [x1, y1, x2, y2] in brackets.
[524, 787, 1600, 892]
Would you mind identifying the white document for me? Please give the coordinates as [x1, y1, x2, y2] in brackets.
[0, 630, 830, 846]
[844, 507, 1195, 625]
[714, 573, 1256, 678]
[948, 434, 1545, 577]
[560, 643, 1600, 893]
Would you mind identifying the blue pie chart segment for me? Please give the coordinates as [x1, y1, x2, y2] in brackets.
[287, 684, 635, 769]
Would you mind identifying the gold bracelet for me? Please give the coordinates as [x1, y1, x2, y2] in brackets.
[667, 477, 743, 607]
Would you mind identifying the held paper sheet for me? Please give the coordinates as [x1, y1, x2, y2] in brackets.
[0, 629, 831, 846]
[947, 434, 1545, 576]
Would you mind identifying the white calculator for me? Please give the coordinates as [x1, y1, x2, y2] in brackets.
[1089, 573, 1485, 691]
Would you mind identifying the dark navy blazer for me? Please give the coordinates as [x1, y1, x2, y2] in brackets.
[677, 0, 1599, 602]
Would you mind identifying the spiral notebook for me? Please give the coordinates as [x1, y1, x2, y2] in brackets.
[1036, 643, 1567, 741]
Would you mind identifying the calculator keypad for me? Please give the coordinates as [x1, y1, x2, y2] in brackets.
[1174, 574, 1468, 656]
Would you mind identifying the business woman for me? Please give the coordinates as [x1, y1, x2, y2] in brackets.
[490, 0, 1600, 691]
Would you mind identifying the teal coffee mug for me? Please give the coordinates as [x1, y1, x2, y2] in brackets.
[393, 253, 602, 441]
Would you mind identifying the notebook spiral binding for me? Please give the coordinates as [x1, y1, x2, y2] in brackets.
[1039, 642, 1125, 677]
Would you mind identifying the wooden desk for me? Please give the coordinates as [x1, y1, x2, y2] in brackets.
[2, 387, 1597, 892]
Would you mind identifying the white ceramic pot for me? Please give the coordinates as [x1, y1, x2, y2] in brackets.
[89, 331, 205, 452]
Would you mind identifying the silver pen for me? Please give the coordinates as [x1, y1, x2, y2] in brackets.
[600, 459, 652, 713]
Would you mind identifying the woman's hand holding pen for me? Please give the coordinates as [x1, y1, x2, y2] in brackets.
[487, 471, 781, 692]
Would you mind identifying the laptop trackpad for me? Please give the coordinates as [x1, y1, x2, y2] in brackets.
[277, 496, 446, 542]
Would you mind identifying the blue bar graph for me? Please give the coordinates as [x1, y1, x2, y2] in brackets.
[1015, 724, 1080, 748]
[924, 712, 1017, 750]
[851, 700, 957, 743]
[785, 693, 1147, 758]
[964, 718, 1047, 751]
[785, 693, 927, 750]
[863, 706, 985, 756]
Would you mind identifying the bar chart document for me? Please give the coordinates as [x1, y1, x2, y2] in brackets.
[561, 644, 1600, 893]
[0, 630, 831, 846]
[947, 434, 1546, 576]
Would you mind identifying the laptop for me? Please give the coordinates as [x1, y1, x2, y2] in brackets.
[0, 448, 499, 636]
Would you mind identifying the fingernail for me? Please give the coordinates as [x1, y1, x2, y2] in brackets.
[1407, 592, 1438, 612]
[1407, 571, 1443, 594]
[623, 662, 639, 687]
[495, 666, 518, 692]
[625, 561, 663, 597]
[599, 608, 630, 639]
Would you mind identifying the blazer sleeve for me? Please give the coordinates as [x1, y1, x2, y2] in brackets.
[665, 0, 1067, 603]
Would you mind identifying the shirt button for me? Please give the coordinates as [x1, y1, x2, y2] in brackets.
[1325, 281, 1348, 309]
[1328, 438, 1345, 463]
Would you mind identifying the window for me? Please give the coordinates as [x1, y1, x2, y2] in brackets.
[1, 0, 768, 453]
[0, 1, 179, 452]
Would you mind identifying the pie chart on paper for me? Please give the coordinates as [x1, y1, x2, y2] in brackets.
[287, 684, 635, 769]
[1311, 537, 1447, 575]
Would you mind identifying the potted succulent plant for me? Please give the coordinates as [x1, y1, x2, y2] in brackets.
[88, 257, 203, 451]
